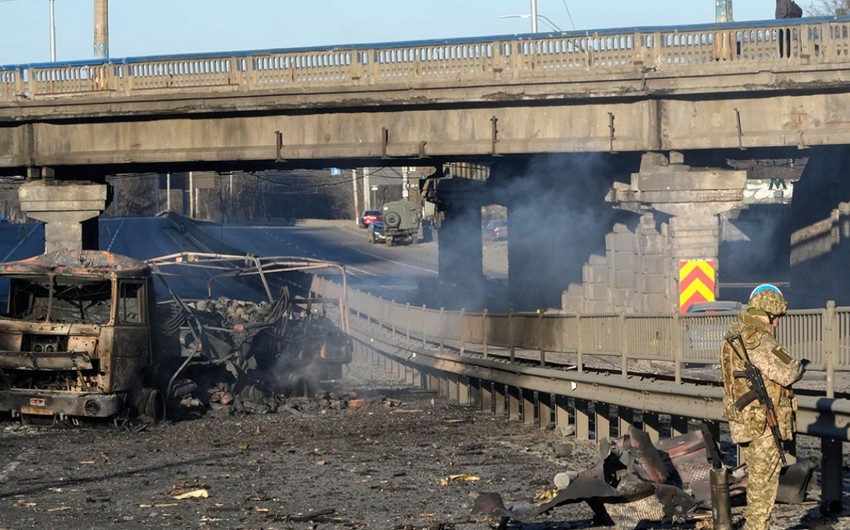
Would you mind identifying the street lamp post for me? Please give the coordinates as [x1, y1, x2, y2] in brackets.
[716, 0, 733, 23]
[48, 0, 56, 61]
[530, 0, 538, 33]
[499, 13, 562, 32]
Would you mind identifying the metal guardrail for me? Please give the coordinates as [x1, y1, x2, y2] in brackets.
[1, 17, 849, 101]
[312, 273, 850, 507]
[308, 276, 850, 395]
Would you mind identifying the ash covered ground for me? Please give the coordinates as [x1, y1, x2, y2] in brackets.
[0, 350, 847, 530]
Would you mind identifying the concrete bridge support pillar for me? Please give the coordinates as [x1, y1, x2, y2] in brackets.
[19, 180, 107, 253]
[437, 202, 484, 289]
[589, 152, 748, 313]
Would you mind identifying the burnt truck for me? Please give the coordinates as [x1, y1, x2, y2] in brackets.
[380, 199, 421, 246]
[0, 250, 351, 422]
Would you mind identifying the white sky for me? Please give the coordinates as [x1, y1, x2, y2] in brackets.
[0, 1, 781, 65]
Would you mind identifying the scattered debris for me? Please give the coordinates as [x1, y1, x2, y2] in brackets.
[172, 489, 209, 500]
[439, 474, 480, 486]
[288, 508, 336, 522]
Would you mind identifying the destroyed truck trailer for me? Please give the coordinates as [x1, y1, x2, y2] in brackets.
[0, 250, 351, 422]
[147, 252, 352, 410]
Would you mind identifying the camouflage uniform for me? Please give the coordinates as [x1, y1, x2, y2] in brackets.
[720, 311, 802, 530]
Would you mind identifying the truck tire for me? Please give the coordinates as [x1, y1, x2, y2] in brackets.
[136, 387, 166, 422]
[384, 211, 401, 228]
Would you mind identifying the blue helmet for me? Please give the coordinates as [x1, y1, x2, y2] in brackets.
[748, 284, 787, 316]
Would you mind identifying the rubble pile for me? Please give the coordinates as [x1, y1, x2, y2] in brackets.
[173, 379, 401, 419]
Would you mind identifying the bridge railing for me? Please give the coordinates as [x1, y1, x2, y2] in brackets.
[309, 275, 849, 392]
[2, 17, 850, 101]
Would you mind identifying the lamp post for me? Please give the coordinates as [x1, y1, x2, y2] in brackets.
[48, 0, 56, 61]
[499, 13, 562, 32]
[716, 0, 733, 22]
[530, 0, 538, 33]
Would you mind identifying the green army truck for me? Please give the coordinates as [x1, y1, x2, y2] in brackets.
[380, 200, 420, 246]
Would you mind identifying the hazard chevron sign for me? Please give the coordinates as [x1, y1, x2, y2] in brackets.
[679, 259, 716, 313]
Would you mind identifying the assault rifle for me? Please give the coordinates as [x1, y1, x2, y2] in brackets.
[726, 333, 787, 466]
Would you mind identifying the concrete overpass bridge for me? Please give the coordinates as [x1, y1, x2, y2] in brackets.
[2, 16, 850, 312]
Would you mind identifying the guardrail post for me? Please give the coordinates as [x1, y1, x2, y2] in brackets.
[821, 437, 844, 515]
[618, 406, 635, 438]
[523, 389, 536, 426]
[575, 398, 591, 440]
[439, 307, 445, 352]
[538, 309, 546, 366]
[455, 374, 468, 405]
[405, 359, 415, 385]
[508, 385, 522, 421]
[825, 300, 836, 398]
[538, 392, 553, 429]
[670, 415, 689, 437]
[481, 380, 493, 413]
[620, 313, 628, 376]
[466, 377, 480, 408]
[595, 402, 611, 440]
[483, 309, 489, 359]
[459, 308, 466, 355]
[509, 310, 515, 362]
[422, 304, 427, 347]
[643, 411, 661, 443]
[673, 311, 683, 384]
[556, 394, 570, 431]
[576, 314, 583, 373]
[405, 302, 411, 340]
[494, 383, 507, 416]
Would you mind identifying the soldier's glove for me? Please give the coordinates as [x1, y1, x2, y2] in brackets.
[794, 359, 809, 383]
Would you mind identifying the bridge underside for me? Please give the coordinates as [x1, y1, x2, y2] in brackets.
[0, 90, 848, 176]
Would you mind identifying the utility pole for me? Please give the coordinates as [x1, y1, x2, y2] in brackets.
[402, 167, 409, 199]
[362, 167, 370, 210]
[351, 169, 361, 220]
[48, 0, 56, 61]
[716, 0, 733, 22]
[94, 0, 109, 59]
[530, 0, 539, 33]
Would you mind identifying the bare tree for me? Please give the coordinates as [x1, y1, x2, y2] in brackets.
[808, 0, 850, 15]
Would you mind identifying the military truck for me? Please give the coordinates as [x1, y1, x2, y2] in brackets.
[0, 250, 351, 423]
[380, 200, 420, 246]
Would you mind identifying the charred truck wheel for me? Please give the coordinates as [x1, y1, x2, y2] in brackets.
[134, 387, 166, 423]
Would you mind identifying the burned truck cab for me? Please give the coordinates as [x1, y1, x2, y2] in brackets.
[0, 250, 155, 421]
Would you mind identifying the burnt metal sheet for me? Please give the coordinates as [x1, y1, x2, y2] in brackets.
[0, 249, 148, 277]
[519, 427, 722, 528]
[0, 350, 93, 370]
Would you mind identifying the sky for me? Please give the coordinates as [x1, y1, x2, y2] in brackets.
[0, 1, 780, 65]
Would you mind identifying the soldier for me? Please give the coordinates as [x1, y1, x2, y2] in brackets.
[719, 284, 805, 530]
[776, 0, 803, 58]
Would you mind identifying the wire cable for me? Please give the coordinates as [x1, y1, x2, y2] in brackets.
[561, 0, 576, 30]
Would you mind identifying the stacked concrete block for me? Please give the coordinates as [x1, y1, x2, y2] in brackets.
[607, 223, 637, 312]
[583, 254, 611, 313]
[635, 214, 676, 313]
[562, 284, 586, 314]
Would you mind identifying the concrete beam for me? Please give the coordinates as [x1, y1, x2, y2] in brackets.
[2, 89, 850, 173]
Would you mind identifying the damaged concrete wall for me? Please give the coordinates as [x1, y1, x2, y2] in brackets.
[562, 214, 676, 314]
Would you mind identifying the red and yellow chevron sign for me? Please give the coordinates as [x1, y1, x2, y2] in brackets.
[679, 259, 716, 313]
